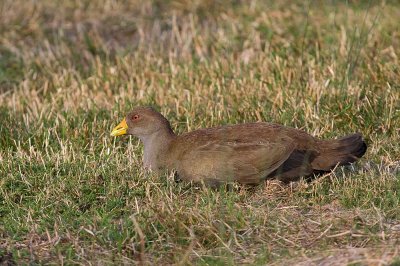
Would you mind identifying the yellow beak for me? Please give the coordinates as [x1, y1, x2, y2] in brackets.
[110, 118, 128, 136]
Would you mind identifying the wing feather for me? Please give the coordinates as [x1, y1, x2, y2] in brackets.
[175, 137, 295, 184]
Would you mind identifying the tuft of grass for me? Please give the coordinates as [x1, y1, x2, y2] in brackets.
[0, 0, 399, 264]
[0, 48, 24, 92]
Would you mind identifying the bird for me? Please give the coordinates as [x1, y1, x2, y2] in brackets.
[111, 107, 367, 186]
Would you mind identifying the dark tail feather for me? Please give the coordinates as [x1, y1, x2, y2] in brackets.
[312, 133, 367, 171]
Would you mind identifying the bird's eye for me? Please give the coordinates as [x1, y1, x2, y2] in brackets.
[132, 114, 139, 120]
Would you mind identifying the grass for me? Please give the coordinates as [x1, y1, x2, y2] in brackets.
[0, 0, 399, 264]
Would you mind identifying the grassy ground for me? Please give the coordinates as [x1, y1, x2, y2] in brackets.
[0, 0, 399, 264]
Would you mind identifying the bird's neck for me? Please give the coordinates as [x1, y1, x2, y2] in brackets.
[139, 128, 176, 171]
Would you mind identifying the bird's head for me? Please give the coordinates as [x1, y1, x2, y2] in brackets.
[111, 107, 172, 138]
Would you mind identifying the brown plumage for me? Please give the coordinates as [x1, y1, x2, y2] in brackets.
[111, 107, 367, 185]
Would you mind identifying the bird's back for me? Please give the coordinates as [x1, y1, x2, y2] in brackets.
[170, 122, 317, 153]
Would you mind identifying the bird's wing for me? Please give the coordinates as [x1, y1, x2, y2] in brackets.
[175, 137, 295, 185]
